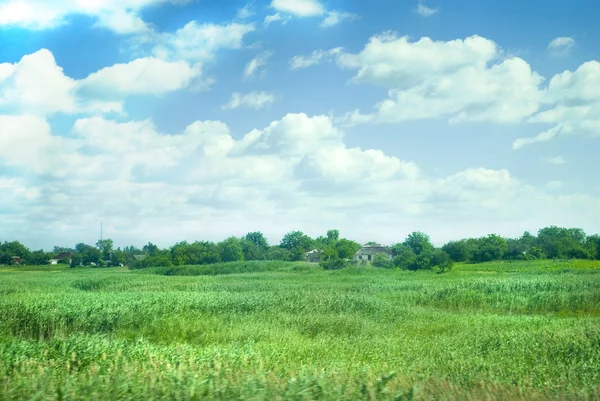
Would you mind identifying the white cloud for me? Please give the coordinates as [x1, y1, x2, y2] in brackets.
[236, 2, 255, 19]
[77, 57, 203, 97]
[289, 48, 342, 70]
[332, 34, 543, 125]
[244, 51, 274, 79]
[152, 21, 255, 62]
[517, 61, 600, 148]
[416, 3, 438, 17]
[93, 8, 150, 34]
[512, 125, 570, 150]
[1, 111, 599, 249]
[0, 49, 77, 115]
[548, 36, 575, 55]
[270, 0, 325, 17]
[221, 92, 276, 110]
[546, 181, 564, 190]
[0, 0, 184, 33]
[336, 34, 499, 87]
[264, 13, 292, 26]
[0, 49, 203, 117]
[320, 11, 357, 28]
[541, 156, 565, 165]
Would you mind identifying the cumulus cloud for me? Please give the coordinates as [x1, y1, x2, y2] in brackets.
[320, 11, 358, 27]
[221, 92, 276, 110]
[0, 49, 204, 117]
[289, 48, 343, 70]
[517, 61, 600, 148]
[77, 58, 204, 97]
[270, 0, 325, 17]
[244, 51, 274, 79]
[152, 21, 255, 62]
[292, 32, 598, 150]
[329, 34, 543, 125]
[548, 36, 575, 55]
[264, 13, 291, 26]
[1, 111, 599, 248]
[416, 3, 438, 17]
[540, 156, 566, 165]
[236, 2, 255, 19]
[0, 0, 182, 33]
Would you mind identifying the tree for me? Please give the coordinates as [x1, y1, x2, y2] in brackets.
[241, 232, 269, 261]
[219, 237, 244, 262]
[0, 241, 31, 265]
[393, 247, 417, 270]
[404, 232, 434, 256]
[245, 232, 269, 250]
[334, 238, 361, 259]
[143, 242, 159, 257]
[327, 229, 340, 243]
[471, 234, 507, 263]
[29, 250, 49, 265]
[442, 240, 472, 262]
[96, 239, 114, 261]
[536, 226, 589, 259]
[431, 249, 453, 273]
[373, 253, 394, 268]
[280, 231, 314, 261]
[53, 246, 74, 254]
[266, 246, 291, 261]
[586, 235, 600, 260]
[70, 252, 83, 268]
[74, 243, 101, 266]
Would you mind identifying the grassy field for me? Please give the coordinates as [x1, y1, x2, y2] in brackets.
[1, 260, 599, 400]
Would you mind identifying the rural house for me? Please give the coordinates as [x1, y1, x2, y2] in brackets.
[11, 256, 23, 265]
[49, 252, 73, 265]
[305, 249, 323, 263]
[353, 244, 393, 262]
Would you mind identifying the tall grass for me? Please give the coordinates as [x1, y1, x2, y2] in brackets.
[1, 260, 599, 400]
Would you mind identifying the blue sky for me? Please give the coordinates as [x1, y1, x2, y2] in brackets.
[0, 0, 599, 250]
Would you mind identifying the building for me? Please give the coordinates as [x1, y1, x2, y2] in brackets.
[48, 252, 73, 265]
[353, 244, 393, 263]
[11, 256, 23, 265]
[305, 249, 323, 263]
[133, 255, 147, 262]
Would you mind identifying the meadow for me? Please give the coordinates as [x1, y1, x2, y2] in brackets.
[1, 260, 599, 400]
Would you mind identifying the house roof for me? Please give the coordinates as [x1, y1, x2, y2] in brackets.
[355, 245, 393, 256]
[133, 254, 147, 261]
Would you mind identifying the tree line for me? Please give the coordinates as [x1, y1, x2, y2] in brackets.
[1, 226, 599, 271]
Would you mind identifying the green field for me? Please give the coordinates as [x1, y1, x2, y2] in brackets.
[1, 260, 600, 400]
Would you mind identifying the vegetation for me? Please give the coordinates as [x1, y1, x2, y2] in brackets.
[1, 259, 599, 399]
[2, 226, 600, 274]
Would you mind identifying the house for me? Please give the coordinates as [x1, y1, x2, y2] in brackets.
[11, 256, 23, 265]
[55, 252, 73, 264]
[133, 255, 147, 262]
[353, 244, 393, 263]
[48, 252, 73, 265]
[305, 249, 323, 263]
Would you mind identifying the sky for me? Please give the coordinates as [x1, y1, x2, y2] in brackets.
[0, 0, 599, 250]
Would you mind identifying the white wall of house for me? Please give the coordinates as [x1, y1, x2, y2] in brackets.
[49, 259, 59, 265]
[353, 253, 393, 262]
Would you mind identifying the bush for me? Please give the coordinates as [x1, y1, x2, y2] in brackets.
[320, 258, 348, 270]
[372, 253, 394, 269]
